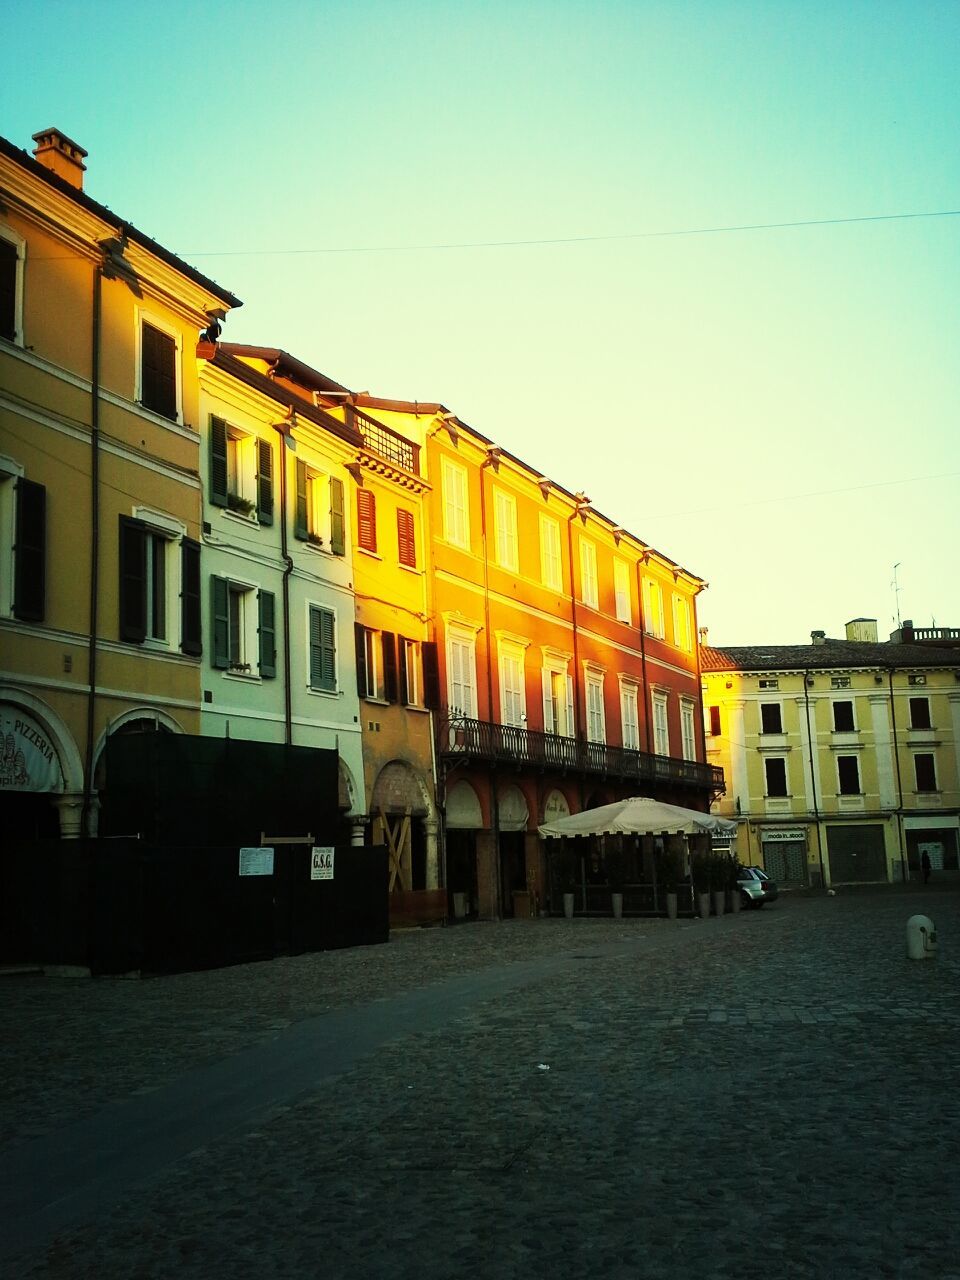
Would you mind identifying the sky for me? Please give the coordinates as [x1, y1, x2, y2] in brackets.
[4, 0, 958, 645]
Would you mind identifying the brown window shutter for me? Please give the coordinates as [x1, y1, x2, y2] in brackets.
[357, 488, 377, 552]
[382, 632, 398, 703]
[397, 508, 416, 567]
[422, 641, 440, 710]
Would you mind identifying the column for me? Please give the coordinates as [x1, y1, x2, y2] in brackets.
[350, 816, 367, 847]
[869, 693, 897, 809]
[424, 817, 439, 889]
[53, 792, 86, 839]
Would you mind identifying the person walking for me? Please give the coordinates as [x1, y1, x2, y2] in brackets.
[921, 849, 932, 885]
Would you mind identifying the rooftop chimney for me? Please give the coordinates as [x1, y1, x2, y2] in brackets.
[31, 128, 87, 190]
[845, 618, 878, 643]
[810, 630, 826, 645]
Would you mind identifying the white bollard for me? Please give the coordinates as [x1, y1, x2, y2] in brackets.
[906, 914, 938, 961]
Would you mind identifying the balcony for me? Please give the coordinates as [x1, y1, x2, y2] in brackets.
[350, 406, 420, 475]
[438, 715, 725, 794]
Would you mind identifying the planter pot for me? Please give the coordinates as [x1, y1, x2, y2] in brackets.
[713, 890, 726, 917]
[729, 890, 742, 914]
[563, 892, 575, 920]
[665, 892, 678, 920]
[698, 891, 712, 920]
[611, 892, 623, 919]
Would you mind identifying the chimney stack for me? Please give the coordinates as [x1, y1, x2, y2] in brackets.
[810, 630, 826, 646]
[845, 618, 878, 643]
[31, 128, 87, 190]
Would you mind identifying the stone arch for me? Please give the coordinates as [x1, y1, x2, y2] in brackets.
[542, 787, 571, 825]
[338, 758, 362, 814]
[92, 706, 184, 786]
[370, 759, 435, 819]
[446, 779, 483, 829]
[0, 685, 82, 794]
[497, 782, 529, 832]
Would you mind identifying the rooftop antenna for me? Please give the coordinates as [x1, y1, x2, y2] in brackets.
[891, 562, 902, 629]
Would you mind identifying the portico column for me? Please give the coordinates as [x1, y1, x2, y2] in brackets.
[53, 791, 86, 839]
[424, 817, 439, 889]
[350, 816, 367, 847]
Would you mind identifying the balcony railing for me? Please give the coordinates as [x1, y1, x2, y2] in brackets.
[351, 406, 420, 475]
[439, 715, 725, 793]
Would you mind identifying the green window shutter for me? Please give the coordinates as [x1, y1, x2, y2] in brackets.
[310, 606, 336, 691]
[258, 590, 277, 677]
[13, 478, 46, 622]
[180, 537, 202, 655]
[256, 439, 274, 526]
[118, 515, 147, 643]
[211, 576, 230, 668]
[210, 417, 228, 507]
[382, 631, 398, 703]
[330, 476, 345, 555]
[295, 459, 308, 541]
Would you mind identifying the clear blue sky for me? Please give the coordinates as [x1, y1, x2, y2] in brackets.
[4, 0, 958, 644]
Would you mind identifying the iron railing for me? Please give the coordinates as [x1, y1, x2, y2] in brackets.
[351, 406, 420, 475]
[439, 715, 724, 793]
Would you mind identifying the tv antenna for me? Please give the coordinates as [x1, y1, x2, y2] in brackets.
[891, 562, 902, 629]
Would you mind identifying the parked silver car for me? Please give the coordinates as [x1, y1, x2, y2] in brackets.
[738, 866, 778, 909]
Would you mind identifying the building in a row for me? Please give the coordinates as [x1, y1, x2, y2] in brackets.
[701, 619, 960, 885]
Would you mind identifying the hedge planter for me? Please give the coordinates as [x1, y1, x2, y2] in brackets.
[611, 892, 623, 919]
[563, 893, 575, 920]
[698, 891, 712, 920]
[665, 892, 679, 920]
[713, 890, 726, 917]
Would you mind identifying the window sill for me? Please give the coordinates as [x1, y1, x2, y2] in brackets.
[363, 695, 390, 706]
[398, 562, 422, 575]
[306, 685, 340, 697]
[223, 669, 261, 683]
[223, 509, 260, 528]
[404, 703, 431, 715]
[356, 547, 382, 560]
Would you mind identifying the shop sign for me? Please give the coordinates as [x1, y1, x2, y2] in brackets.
[311, 847, 335, 880]
[239, 847, 274, 876]
[761, 829, 806, 843]
[0, 706, 63, 793]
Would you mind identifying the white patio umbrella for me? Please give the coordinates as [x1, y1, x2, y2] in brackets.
[538, 796, 736, 839]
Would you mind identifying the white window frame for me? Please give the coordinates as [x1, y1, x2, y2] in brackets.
[832, 699, 857, 732]
[494, 488, 518, 572]
[585, 669, 606, 744]
[135, 306, 183, 424]
[441, 458, 469, 549]
[0, 222, 26, 348]
[619, 677, 640, 751]
[402, 638, 422, 707]
[363, 628, 384, 700]
[132, 505, 186, 651]
[539, 514, 562, 590]
[680, 697, 696, 761]
[759, 701, 784, 734]
[580, 538, 598, 610]
[226, 424, 258, 515]
[764, 756, 789, 798]
[644, 578, 665, 639]
[837, 754, 861, 796]
[913, 752, 938, 793]
[541, 648, 574, 737]
[672, 593, 692, 651]
[223, 577, 259, 676]
[652, 690, 670, 755]
[446, 620, 478, 718]
[614, 559, 631, 623]
[498, 637, 527, 727]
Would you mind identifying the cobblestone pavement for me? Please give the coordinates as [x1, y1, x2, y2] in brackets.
[3, 884, 960, 1279]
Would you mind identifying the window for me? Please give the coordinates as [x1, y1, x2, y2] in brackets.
[398, 637, 429, 707]
[708, 706, 721, 737]
[542, 663, 574, 736]
[295, 461, 345, 553]
[909, 697, 931, 729]
[540, 515, 562, 590]
[357, 489, 377, 553]
[2, 470, 46, 622]
[586, 672, 605, 743]
[355, 625, 396, 701]
[833, 700, 855, 732]
[580, 539, 598, 609]
[908, 674, 927, 687]
[764, 758, 788, 797]
[494, 489, 518, 572]
[672, 594, 692, 650]
[499, 643, 526, 726]
[211, 577, 276, 676]
[397, 509, 417, 568]
[914, 754, 937, 792]
[831, 676, 851, 689]
[643, 579, 664, 638]
[759, 678, 779, 690]
[442, 458, 469, 548]
[837, 755, 860, 795]
[308, 605, 337, 692]
[139, 318, 179, 421]
[614, 560, 631, 623]
[209, 419, 273, 524]
[0, 226, 25, 345]
[446, 626, 477, 718]
[681, 699, 696, 761]
[620, 680, 639, 750]
[652, 692, 669, 755]
[760, 703, 782, 734]
[119, 514, 200, 655]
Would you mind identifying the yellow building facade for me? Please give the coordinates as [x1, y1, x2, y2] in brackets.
[702, 620, 960, 886]
[0, 128, 240, 837]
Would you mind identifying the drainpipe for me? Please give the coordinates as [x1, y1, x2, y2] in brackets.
[635, 558, 652, 753]
[802, 668, 826, 890]
[888, 665, 907, 881]
[565, 500, 588, 810]
[479, 450, 501, 916]
[81, 263, 103, 838]
[274, 413, 295, 745]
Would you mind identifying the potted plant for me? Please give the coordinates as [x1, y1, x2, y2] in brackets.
[605, 843, 626, 919]
[656, 846, 681, 920]
[227, 493, 256, 517]
[554, 842, 578, 919]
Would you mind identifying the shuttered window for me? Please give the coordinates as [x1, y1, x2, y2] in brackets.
[422, 641, 440, 710]
[180, 538, 202, 655]
[397, 509, 416, 568]
[357, 489, 377, 552]
[441, 459, 468, 547]
[652, 693, 669, 755]
[309, 606, 337, 692]
[382, 631, 398, 702]
[0, 237, 18, 343]
[580, 540, 598, 609]
[256, 440, 273, 525]
[329, 477, 345, 555]
[614, 560, 631, 623]
[13, 478, 45, 622]
[681, 699, 696, 761]
[118, 515, 147, 643]
[140, 322, 177, 421]
[209, 417, 228, 507]
[257, 590, 277, 678]
[494, 490, 518, 571]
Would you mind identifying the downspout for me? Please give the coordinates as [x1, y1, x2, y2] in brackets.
[274, 414, 295, 745]
[565, 503, 586, 811]
[81, 263, 102, 837]
[479, 452, 501, 916]
[803, 668, 826, 890]
[635, 557, 652, 753]
[888, 665, 907, 881]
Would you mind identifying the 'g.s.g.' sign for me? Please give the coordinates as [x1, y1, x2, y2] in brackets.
[310, 846, 335, 881]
